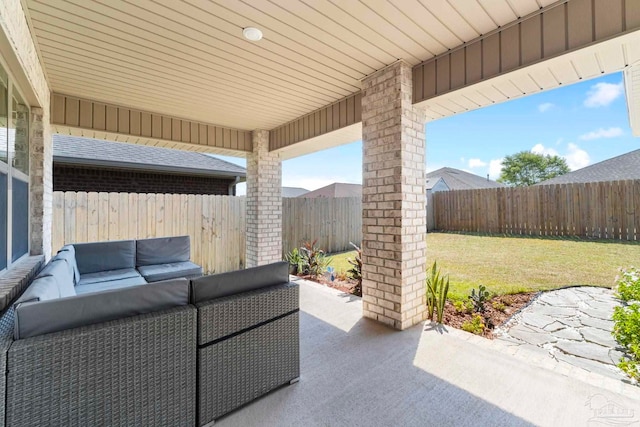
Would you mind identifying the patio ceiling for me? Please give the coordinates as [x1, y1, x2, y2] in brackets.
[25, 0, 557, 131]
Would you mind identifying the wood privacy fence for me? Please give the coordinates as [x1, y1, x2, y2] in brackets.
[52, 192, 246, 274]
[433, 180, 640, 240]
[52, 193, 363, 273]
[282, 197, 362, 254]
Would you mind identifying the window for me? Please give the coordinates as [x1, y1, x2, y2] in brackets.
[0, 62, 29, 272]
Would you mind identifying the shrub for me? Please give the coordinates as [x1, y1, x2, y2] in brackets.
[453, 300, 473, 314]
[426, 261, 450, 323]
[492, 301, 507, 312]
[615, 267, 640, 302]
[612, 267, 640, 382]
[347, 242, 362, 296]
[461, 314, 485, 335]
[469, 285, 491, 313]
[285, 247, 306, 275]
[613, 303, 640, 382]
[300, 239, 329, 278]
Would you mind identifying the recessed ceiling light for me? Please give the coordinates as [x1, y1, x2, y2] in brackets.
[243, 27, 263, 41]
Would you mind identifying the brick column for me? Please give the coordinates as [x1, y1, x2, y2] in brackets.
[246, 130, 282, 268]
[361, 61, 427, 330]
[30, 107, 53, 260]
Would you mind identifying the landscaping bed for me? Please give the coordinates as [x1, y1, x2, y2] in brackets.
[442, 293, 536, 338]
[298, 274, 359, 295]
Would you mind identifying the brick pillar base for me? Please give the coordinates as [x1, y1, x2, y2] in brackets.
[361, 61, 427, 330]
[30, 107, 52, 260]
[246, 130, 282, 268]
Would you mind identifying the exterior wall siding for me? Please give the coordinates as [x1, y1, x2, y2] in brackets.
[51, 94, 252, 154]
[53, 165, 236, 195]
[412, 0, 640, 104]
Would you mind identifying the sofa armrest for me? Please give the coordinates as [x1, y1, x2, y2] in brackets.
[7, 305, 196, 427]
[196, 282, 298, 346]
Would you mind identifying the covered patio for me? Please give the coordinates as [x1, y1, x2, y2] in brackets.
[0, 0, 640, 425]
[221, 279, 639, 426]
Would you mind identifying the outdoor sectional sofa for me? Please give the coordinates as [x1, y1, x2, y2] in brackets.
[0, 236, 300, 427]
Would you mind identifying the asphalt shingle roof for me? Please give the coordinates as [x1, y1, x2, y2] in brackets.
[282, 187, 309, 197]
[537, 149, 640, 185]
[426, 167, 504, 190]
[53, 134, 246, 177]
[298, 183, 361, 198]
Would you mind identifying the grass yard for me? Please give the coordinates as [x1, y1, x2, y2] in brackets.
[327, 232, 640, 301]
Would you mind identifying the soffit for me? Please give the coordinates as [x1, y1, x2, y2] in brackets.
[25, 0, 555, 131]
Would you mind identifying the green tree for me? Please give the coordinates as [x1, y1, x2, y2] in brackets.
[498, 151, 570, 186]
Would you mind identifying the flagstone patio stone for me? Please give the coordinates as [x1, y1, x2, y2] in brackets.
[494, 287, 628, 381]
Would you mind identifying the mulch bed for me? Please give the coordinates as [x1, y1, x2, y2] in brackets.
[296, 274, 359, 295]
[442, 293, 537, 338]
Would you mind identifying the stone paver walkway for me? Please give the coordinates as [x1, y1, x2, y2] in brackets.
[495, 286, 628, 381]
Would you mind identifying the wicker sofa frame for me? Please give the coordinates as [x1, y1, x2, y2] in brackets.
[0, 263, 299, 426]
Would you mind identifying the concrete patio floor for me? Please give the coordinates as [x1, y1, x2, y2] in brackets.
[217, 279, 640, 427]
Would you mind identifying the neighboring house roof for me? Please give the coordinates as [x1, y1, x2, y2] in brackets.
[426, 167, 504, 190]
[53, 135, 246, 178]
[298, 183, 362, 198]
[282, 187, 309, 198]
[537, 149, 640, 185]
[426, 177, 448, 191]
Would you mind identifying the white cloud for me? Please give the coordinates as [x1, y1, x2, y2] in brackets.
[530, 143, 590, 171]
[565, 143, 590, 170]
[468, 158, 487, 168]
[583, 82, 624, 108]
[579, 127, 624, 140]
[531, 143, 559, 156]
[538, 102, 554, 112]
[488, 158, 503, 180]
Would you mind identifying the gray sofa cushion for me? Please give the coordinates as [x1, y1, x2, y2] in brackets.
[190, 261, 289, 304]
[14, 278, 189, 339]
[15, 276, 60, 304]
[54, 245, 80, 285]
[16, 258, 78, 304]
[78, 268, 142, 285]
[136, 236, 191, 266]
[73, 240, 136, 274]
[75, 276, 148, 295]
[137, 261, 202, 283]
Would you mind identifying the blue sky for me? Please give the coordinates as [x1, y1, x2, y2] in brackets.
[220, 71, 636, 195]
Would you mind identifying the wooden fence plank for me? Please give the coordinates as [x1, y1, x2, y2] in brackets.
[433, 180, 640, 241]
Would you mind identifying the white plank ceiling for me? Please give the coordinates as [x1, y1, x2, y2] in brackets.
[25, 0, 555, 130]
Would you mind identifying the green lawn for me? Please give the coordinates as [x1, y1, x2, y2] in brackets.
[327, 232, 640, 301]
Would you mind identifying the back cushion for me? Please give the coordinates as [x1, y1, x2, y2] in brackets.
[136, 236, 190, 266]
[53, 246, 80, 285]
[36, 259, 76, 298]
[15, 276, 60, 304]
[190, 261, 289, 304]
[73, 240, 136, 274]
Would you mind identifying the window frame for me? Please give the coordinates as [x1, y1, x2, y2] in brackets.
[0, 57, 30, 274]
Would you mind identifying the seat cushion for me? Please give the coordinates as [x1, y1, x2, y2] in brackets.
[136, 236, 191, 266]
[137, 261, 202, 283]
[78, 268, 142, 286]
[73, 240, 136, 274]
[190, 262, 289, 304]
[14, 278, 190, 339]
[75, 275, 148, 295]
